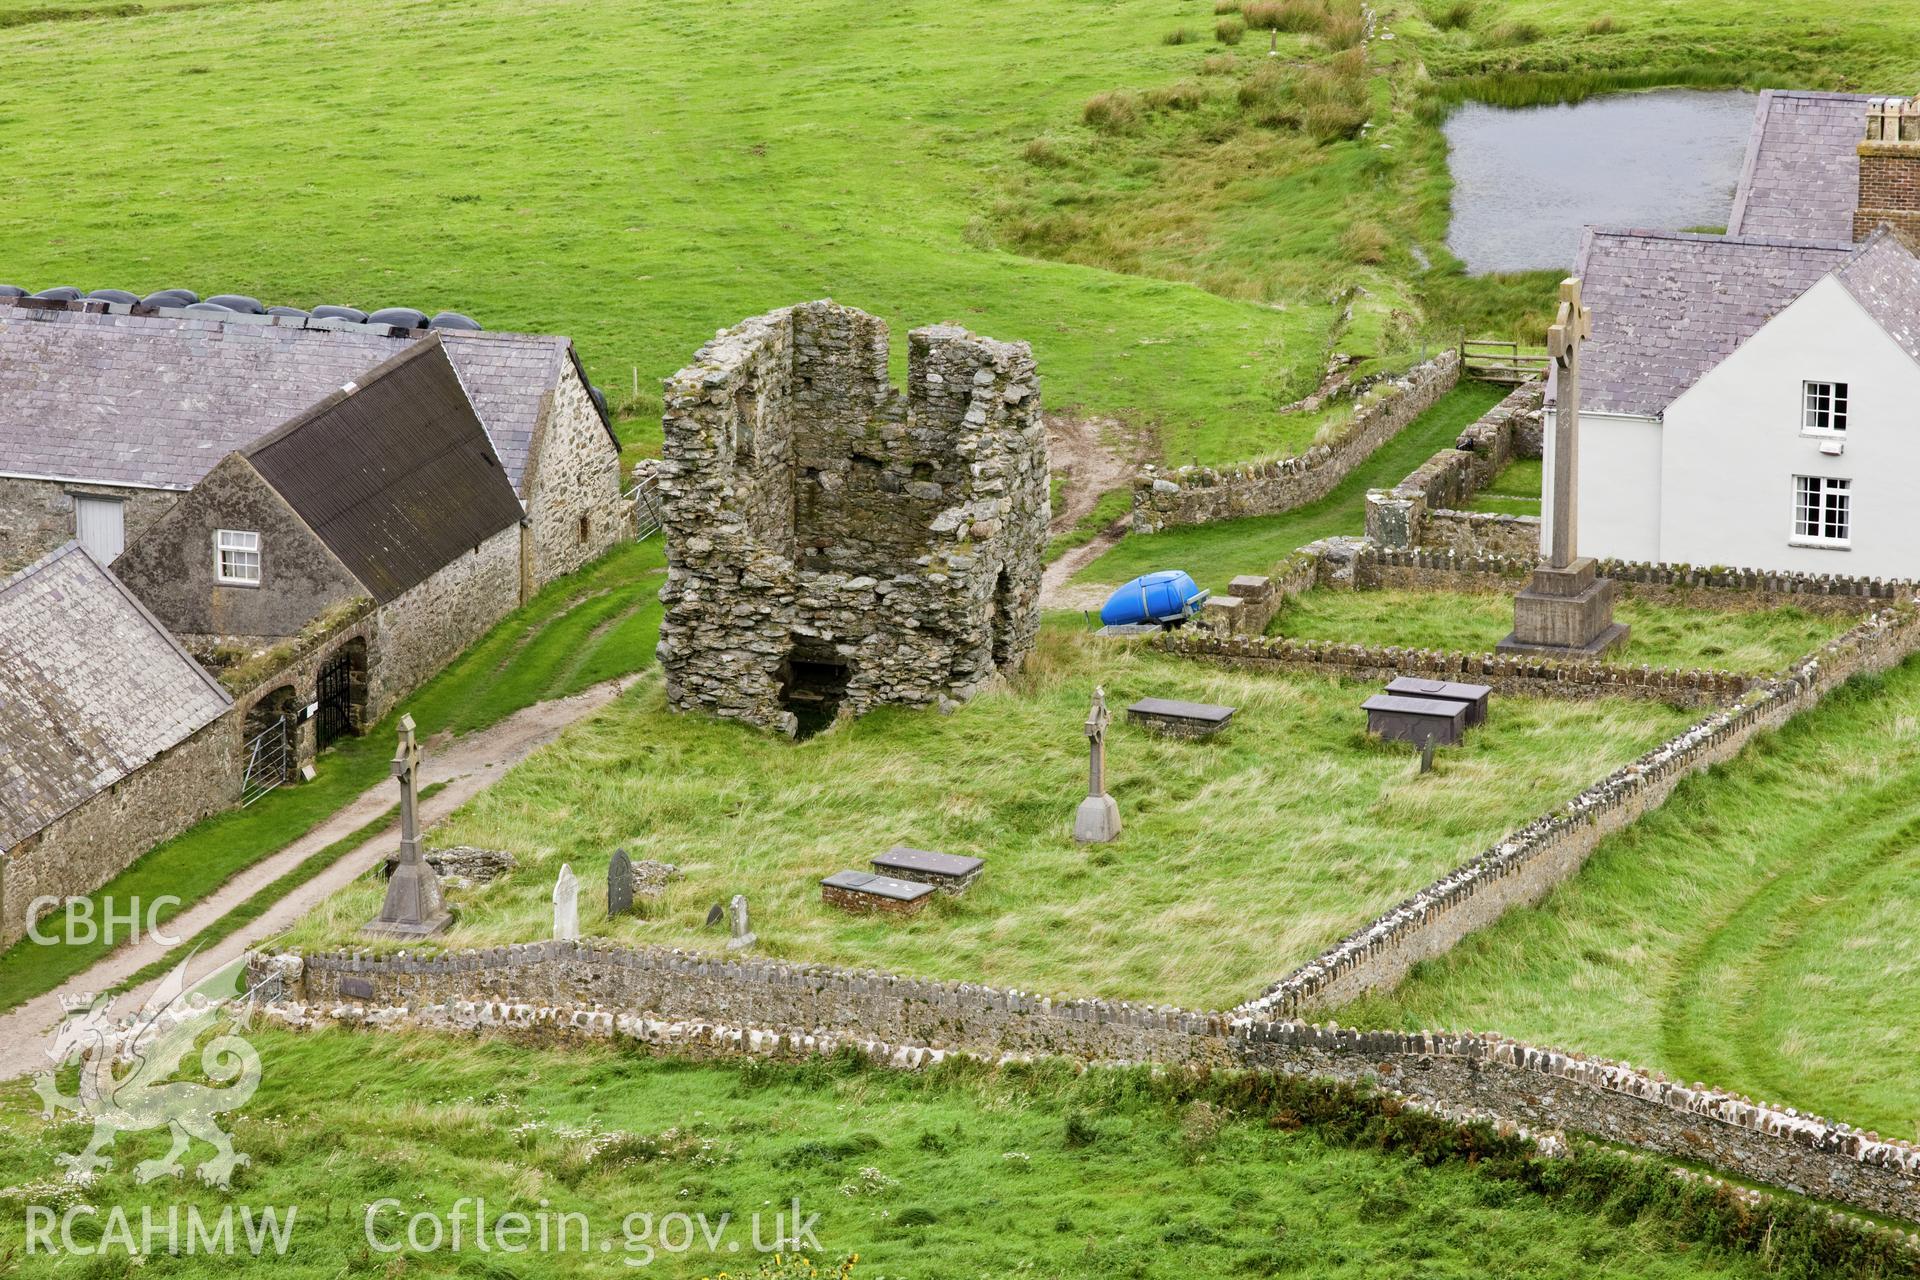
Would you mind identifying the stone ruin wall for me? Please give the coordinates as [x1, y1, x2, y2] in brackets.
[259, 940, 1920, 1224]
[1130, 350, 1460, 533]
[655, 302, 1047, 735]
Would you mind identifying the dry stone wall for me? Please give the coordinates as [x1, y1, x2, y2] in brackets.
[255, 946, 1920, 1222]
[1237, 600, 1920, 1021]
[655, 301, 1048, 736]
[1160, 630, 1754, 707]
[1366, 379, 1544, 556]
[1363, 547, 1915, 614]
[1131, 351, 1460, 532]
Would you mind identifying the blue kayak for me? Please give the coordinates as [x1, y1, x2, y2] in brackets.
[1099, 570, 1209, 626]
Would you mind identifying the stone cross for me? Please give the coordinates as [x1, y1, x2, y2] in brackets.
[364, 714, 452, 937]
[553, 863, 580, 941]
[726, 893, 756, 951]
[1073, 686, 1122, 844]
[607, 848, 634, 918]
[1545, 276, 1593, 570]
[1083, 686, 1111, 798]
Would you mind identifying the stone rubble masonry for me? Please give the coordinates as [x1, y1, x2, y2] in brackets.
[256, 942, 1920, 1222]
[1366, 379, 1544, 558]
[0, 478, 178, 576]
[1363, 546, 1916, 615]
[521, 358, 631, 593]
[1161, 630, 1755, 708]
[1236, 598, 1920, 1026]
[1131, 350, 1461, 533]
[655, 301, 1048, 735]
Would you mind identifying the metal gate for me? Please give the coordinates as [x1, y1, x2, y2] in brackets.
[315, 649, 357, 751]
[240, 717, 290, 808]
[629, 474, 664, 541]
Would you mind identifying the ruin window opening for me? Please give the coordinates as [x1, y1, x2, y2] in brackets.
[990, 569, 1015, 669]
[733, 386, 758, 463]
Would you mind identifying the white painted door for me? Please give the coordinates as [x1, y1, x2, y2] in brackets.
[74, 495, 125, 562]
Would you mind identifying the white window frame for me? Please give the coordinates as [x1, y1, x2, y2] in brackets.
[215, 528, 262, 585]
[1802, 380, 1848, 435]
[1791, 475, 1851, 549]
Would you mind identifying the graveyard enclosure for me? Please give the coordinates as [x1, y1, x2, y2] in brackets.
[280, 626, 1695, 1008]
[655, 301, 1049, 736]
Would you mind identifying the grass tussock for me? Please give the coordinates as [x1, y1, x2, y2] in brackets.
[1431, 0, 1475, 30]
[1481, 18, 1544, 46]
[1199, 51, 1241, 74]
[1214, 0, 1240, 10]
[1081, 89, 1141, 133]
[1022, 136, 1068, 167]
[1298, 47, 1372, 142]
[1341, 219, 1392, 264]
[1215, 17, 1244, 45]
[1143, 79, 1206, 112]
[285, 621, 1695, 1008]
[1586, 14, 1622, 34]
[1162, 25, 1199, 45]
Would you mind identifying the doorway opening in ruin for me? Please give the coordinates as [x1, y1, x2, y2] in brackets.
[990, 569, 1015, 669]
[778, 648, 853, 739]
[315, 637, 368, 752]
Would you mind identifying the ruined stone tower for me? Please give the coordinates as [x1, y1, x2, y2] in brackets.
[655, 301, 1048, 736]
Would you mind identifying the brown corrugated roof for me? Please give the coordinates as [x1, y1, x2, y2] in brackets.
[244, 339, 524, 604]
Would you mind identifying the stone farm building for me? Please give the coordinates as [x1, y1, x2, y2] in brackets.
[0, 543, 232, 947]
[0, 295, 625, 587]
[1560, 91, 1920, 578]
[0, 303, 628, 944]
[656, 301, 1048, 736]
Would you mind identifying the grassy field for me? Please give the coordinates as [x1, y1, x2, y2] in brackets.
[1077, 380, 1511, 595]
[0, 1029, 1831, 1278]
[282, 624, 1693, 1009]
[0, 0, 1369, 469]
[1341, 659, 1920, 1138]
[1268, 589, 1856, 673]
[0, 541, 664, 1014]
[1466, 457, 1543, 516]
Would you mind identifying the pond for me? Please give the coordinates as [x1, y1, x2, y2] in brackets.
[1443, 89, 1759, 275]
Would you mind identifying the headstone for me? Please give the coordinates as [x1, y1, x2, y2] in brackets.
[821, 870, 937, 918]
[1073, 686, 1123, 844]
[1125, 697, 1237, 738]
[607, 849, 635, 918]
[553, 864, 580, 941]
[363, 715, 453, 938]
[726, 894, 756, 951]
[1498, 278, 1629, 658]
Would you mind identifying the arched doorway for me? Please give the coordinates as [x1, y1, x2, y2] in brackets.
[315, 637, 368, 752]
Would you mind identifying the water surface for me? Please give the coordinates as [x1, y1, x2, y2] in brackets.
[1444, 89, 1759, 275]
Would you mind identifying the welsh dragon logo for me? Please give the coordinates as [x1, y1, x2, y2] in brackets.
[32, 959, 262, 1189]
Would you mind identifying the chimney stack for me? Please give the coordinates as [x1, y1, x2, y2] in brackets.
[1855, 96, 1920, 244]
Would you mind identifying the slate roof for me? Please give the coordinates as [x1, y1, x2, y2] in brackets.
[1831, 226, 1920, 365]
[0, 302, 605, 497]
[1727, 90, 1875, 242]
[244, 339, 527, 605]
[0, 542, 230, 851]
[1571, 228, 1855, 417]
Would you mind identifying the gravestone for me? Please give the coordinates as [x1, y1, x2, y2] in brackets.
[726, 894, 756, 951]
[607, 849, 635, 918]
[1073, 686, 1123, 844]
[553, 863, 580, 942]
[870, 846, 984, 894]
[1498, 277, 1629, 658]
[1125, 697, 1236, 738]
[363, 715, 453, 938]
[821, 870, 937, 917]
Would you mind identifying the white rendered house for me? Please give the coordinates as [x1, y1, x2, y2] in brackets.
[1554, 91, 1920, 579]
